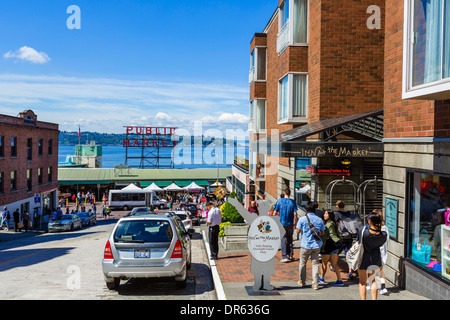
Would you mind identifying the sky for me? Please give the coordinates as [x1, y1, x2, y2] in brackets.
[0, 0, 275, 136]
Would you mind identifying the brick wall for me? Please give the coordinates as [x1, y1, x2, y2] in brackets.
[0, 111, 59, 207]
[384, 0, 450, 138]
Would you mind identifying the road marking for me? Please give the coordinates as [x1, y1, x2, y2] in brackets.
[0, 232, 107, 266]
[202, 229, 227, 300]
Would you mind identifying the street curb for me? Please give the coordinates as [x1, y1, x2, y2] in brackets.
[202, 229, 227, 300]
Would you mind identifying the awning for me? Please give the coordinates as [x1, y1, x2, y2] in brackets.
[58, 180, 110, 185]
[252, 109, 384, 158]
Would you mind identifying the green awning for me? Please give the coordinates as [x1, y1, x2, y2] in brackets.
[58, 180, 111, 185]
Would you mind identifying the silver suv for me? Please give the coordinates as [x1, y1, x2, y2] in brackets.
[102, 213, 192, 290]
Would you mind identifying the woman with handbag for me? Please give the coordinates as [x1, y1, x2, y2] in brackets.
[320, 210, 344, 286]
[356, 211, 387, 300]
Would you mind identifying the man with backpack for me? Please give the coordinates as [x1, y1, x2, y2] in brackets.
[334, 200, 363, 280]
[296, 201, 325, 289]
[1, 207, 10, 231]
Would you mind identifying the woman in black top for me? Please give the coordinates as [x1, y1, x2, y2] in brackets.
[357, 211, 387, 300]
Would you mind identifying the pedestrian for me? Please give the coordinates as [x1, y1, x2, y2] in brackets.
[273, 188, 298, 262]
[13, 209, 21, 232]
[296, 201, 325, 289]
[93, 202, 97, 215]
[2, 207, 10, 231]
[206, 201, 222, 260]
[357, 211, 387, 300]
[320, 210, 343, 286]
[22, 211, 30, 232]
[102, 206, 107, 219]
[374, 209, 389, 295]
[334, 200, 358, 280]
[248, 201, 259, 216]
[106, 206, 111, 219]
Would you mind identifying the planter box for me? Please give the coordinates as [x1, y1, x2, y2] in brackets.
[223, 224, 249, 236]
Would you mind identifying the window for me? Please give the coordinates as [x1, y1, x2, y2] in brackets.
[38, 168, 43, 185]
[403, 0, 450, 99]
[407, 171, 450, 283]
[27, 138, 32, 161]
[249, 47, 267, 83]
[113, 220, 173, 243]
[27, 169, 32, 192]
[48, 166, 52, 182]
[38, 138, 43, 156]
[48, 139, 53, 156]
[277, 0, 308, 53]
[0, 136, 4, 157]
[11, 171, 16, 191]
[11, 137, 17, 157]
[0, 172, 4, 194]
[278, 73, 308, 124]
[249, 99, 266, 133]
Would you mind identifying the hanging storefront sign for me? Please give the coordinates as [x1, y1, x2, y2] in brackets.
[247, 216, 281, 262]
[385, 196, 398, 241]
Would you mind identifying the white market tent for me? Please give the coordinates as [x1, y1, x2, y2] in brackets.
[121, 183, 143, 191]
[210, 181, 223, 187]
[143, 183, 164, 192]
[163, 183, 184, 192]
[184, 182, 205, 191]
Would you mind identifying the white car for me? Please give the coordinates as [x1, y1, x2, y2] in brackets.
[173, 210, 194, 237]
[48, 214, 82, 232]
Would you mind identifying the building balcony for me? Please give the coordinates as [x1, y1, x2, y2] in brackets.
[277, 21, 290, 54]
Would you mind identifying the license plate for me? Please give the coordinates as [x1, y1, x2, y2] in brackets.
[134, 250, 150, 258]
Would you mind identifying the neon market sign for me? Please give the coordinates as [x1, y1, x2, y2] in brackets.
[123, 126, 177, 148]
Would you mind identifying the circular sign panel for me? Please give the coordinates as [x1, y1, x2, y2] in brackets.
[247, 216, 281, 262]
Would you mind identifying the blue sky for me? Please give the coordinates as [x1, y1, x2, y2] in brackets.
[0, 0, 275, 134]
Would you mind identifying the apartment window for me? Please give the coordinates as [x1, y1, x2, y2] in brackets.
[0, 172, 4, 194]
[38, 167, 43, 185]
[403, 0, 450, 99]
[11, 171, 16, 191]
[249, 47, 267, 83]
[27, 138, 32, 161]
[27, 169, 32, 192]
[48, 166, 52, 182]
[11, 137, 17, 157]
[0, 136, 4, 157]
[278, 73, 308, 124]
[249, 99, 266, 132]
[48, 139, 53, 156]
[38, 138, 43, 156]
[278, 0, 308, 53]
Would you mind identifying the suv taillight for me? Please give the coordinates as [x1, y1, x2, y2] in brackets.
[104, 240, 114, 260]
[171, 240, 183, 259]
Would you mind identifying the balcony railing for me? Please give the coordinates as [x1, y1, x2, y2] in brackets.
[249, 67, 255, 84]
[277, 21, 289, 54]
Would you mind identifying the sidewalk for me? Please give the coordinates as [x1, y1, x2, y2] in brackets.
[200, 224, 429, 300]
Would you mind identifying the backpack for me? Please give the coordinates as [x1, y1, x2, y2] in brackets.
[338, 212, 364, 238]
[305, 214, 322, 241]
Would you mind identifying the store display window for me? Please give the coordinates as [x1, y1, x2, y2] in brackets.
[407, 171, 450, 282]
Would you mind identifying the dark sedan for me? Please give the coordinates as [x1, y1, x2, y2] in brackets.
[77, 211, 97, 227]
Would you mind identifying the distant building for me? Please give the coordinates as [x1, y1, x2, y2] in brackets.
[0, 110, 59, 222]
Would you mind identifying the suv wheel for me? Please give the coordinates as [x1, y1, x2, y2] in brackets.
[106, 278, 120, 290]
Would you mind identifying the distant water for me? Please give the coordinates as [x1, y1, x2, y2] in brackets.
[58, 144, 248, 169]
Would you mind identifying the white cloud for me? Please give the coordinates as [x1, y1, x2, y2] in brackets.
[4, 46, 51, 64]
[0, 74, 249, 135]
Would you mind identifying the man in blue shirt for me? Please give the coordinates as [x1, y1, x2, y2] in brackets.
[273, 188, 298, 263]
[296, 201, 325, 289]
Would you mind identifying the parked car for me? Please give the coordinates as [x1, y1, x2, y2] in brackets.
[173, 210, 194, 237]
[125, 207, 155, 217]
[152, 196, 167, 209]
[77, 211, 97, 227]
[48, 214, 82, 232]
[102, 213, 192, 290]
[185, 204, 200, 226]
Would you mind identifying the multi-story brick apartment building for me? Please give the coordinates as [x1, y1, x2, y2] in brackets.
[247, 0, 385, 210]
[382, 0, 450, 299]
[0, 110, 59, 226]
[244, 0, 450, 299]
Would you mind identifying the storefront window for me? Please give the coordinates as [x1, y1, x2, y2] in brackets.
[408, 171, 450, 282]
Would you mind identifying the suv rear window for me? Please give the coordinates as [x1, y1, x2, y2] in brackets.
[114, 220, 173, 243]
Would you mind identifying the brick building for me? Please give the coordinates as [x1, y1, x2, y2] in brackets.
[382, 0, 450, 299]
[248, 0, 385, 211]
[0, 110, 59, 226]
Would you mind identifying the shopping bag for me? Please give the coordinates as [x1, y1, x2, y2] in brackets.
[346, 226, 366, 270]
[411, 229, 432, 265]
[17, 221, 24, 229]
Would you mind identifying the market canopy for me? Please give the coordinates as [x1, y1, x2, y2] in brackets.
[164, 183, 184, 191]
[121, 183, 142, 191]
[210, 181, 223, 187]
[143, 183, 164, 192]
[184, 182, 205, 191]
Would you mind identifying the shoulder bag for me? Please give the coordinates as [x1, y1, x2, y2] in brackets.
[411, 229, 432, 265]
[346, 226, 366, 270]
[305, 214, 322, 241]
